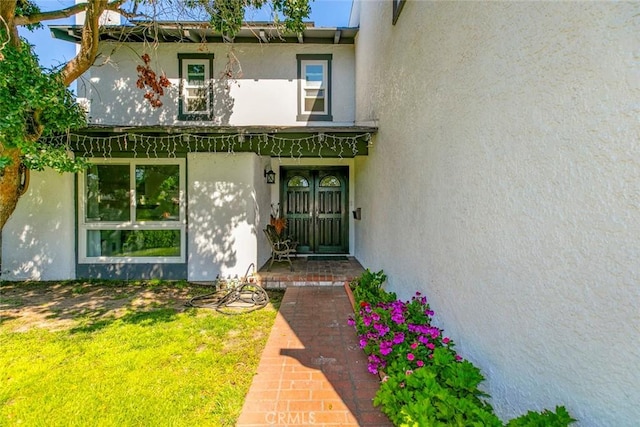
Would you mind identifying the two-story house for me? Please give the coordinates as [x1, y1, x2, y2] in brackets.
[3, 18, 374, 281]
[2, 1, 638, 425]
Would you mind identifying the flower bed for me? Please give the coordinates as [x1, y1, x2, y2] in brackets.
[348, 269, 575, 426]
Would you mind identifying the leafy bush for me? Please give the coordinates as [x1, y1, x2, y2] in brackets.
[348, 270, 576, 427]
[351, 269, 396, 305]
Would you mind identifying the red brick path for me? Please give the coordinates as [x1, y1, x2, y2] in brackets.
[236, 286, 393, 426]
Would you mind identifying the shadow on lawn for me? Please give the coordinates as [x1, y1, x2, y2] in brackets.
[0, 281, 204, 333]
[69, 307, 182, 334]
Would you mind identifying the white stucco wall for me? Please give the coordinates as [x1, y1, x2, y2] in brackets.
[1, 170, 76, 281]
[187, 152, 271, 281]
[80, 42, 355, 127]
[354, 1, 639, 426]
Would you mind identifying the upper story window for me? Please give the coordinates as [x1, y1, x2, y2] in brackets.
[178, 53, 214, 121]
[297, 54, 332, 122]
[78, 158, 186, 264]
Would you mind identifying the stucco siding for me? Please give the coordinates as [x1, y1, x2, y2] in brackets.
[1, 170, 76, 281]
[80, 43, 355, 126]
[354, 1, 639, 425]
[187, 152, 270, 281]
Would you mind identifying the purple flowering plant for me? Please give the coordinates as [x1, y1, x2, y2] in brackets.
[347, 270, 576, 426]
[349, 292, 458, 376]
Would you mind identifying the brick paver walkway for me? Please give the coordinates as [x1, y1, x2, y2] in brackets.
[237, 286, 393, 426]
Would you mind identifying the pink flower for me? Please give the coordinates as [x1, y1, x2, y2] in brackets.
[410, 342, 418, 350]
[407, 353, 415, 361]
[416, 360, 424, 367]
[347, 317, 355, 326]
[443, 337, 450, 345]
[405, 370, 414, 376]
[426, 343, 435, 350]
[455, 355, 463, 361]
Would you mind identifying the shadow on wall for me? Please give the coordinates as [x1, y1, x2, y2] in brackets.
[86, 75, 236, 126]
[189, 179, 258, 279]
[2, 186, 71, 280]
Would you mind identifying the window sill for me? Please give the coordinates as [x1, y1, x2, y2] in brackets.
[296, 114, 333, 122]
[177, 114, 212, 121]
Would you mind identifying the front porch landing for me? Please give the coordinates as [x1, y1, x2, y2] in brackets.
[256, 257, 365, 288]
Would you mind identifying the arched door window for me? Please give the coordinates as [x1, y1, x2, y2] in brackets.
[319, 175, 340, 187]
[287, 176, 309, 187]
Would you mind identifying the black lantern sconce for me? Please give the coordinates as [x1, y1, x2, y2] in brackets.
[264, 167, 276, 184]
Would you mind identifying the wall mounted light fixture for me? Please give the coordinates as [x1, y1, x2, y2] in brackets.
[264, 168, 276, 184]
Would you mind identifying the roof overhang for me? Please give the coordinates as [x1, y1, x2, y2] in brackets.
[49, 21, 358, 45]
[58, 125, 377, 158]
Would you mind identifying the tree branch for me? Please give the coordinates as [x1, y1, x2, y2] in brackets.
[15, 2, 88, 26]
[14, 0, 126, 26]
[0, 0, 19, 48]
[59, 0, 108, 86]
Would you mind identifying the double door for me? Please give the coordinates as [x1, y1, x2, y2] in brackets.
[281, 167, 348, 254]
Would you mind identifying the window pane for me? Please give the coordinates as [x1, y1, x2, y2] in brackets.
[305, 97, 325, 112]
[288, 176, 309, 187]
[87, 230, 181, 257]
[305, 64, 324, 82]
[86, 164, 130, 222]
[135, 165, 180, 221]
[320, 176, 340, 187]
[187, 93, 208, 112]
[187, 64, 205, 84]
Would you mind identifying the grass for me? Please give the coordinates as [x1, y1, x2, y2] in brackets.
[0, 281, 283, 426]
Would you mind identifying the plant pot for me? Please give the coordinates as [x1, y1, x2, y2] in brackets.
[344, 281, 356, 311]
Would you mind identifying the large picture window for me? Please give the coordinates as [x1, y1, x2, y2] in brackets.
[297, 54, 332, 122]
[178, 53, 214, 121]
[79, 159, 186, 263]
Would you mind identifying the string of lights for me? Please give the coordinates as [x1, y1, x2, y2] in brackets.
[42, 132, 373, 160]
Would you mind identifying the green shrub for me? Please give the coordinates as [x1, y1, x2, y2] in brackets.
[351, 269, 396, 305]
[348, 269, 576, 427]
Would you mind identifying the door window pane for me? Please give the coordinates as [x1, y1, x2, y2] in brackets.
[319, 176, 340, 187]
[135, 165, 180, 221]
[85, 164, 130, 222]
[87, 230, 181, 257]
[288, 176, 309, 187]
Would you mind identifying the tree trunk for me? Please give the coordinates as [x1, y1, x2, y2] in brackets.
[0, 147, 22, 231]
[60, 0, 107, 86]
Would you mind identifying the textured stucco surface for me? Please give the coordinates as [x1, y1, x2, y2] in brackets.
[2, 170, 76, 280]
[353, 1, 639, 425]
[79, 42, 355, 126]
[187, 152, 270, 280]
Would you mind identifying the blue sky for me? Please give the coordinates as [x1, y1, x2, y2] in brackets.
[21, 0, 354, 70]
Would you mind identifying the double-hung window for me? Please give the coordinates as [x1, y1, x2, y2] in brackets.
[178, 53, 214, 121]
[78, 159, 186, 264]
[297, 54, 332, 122]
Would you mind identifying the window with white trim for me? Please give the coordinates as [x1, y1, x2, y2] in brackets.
[78, 159, 186, 264]
[297, 54, 332, 122]
[178, 53, 213, 120]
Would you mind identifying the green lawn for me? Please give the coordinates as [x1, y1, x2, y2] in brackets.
[0, 281, 282, 426]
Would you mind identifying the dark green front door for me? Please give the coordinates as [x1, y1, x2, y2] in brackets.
[281, 167, 348, 254]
